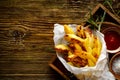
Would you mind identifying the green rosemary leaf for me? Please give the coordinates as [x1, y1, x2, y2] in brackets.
[98, 11, 106, 31]
[95, 17, 99, 22]
[103, 0, 113, 5]
[87, 0, 119, 31]
[87, 18, 98, 28]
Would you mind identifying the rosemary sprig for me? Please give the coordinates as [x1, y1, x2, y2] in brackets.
[87, 11, 106, 31]
[98, 11, 106, 31]
[87, 10, 99, 30]
[87, 18, 98, 29]
[86, 0, 120, 31]
[103, 0, 120, 17]
[103, 0, 115, 13]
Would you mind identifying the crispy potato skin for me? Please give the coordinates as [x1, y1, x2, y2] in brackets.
[55, 25, 102, 67]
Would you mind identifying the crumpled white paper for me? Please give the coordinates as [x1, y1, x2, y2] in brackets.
[53, 24, 115, 80]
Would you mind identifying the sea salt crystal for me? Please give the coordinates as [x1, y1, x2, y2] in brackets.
[112, 56, 120, 75]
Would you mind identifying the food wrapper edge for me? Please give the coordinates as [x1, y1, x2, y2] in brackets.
[53, 24, 115, 80]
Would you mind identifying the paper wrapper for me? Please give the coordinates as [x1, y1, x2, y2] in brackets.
[53, 24, 115, 80]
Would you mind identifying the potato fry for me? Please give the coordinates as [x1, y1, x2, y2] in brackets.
[67, 62, 74, 66]
[55, 44, 70, 53]
[64, 25, 74, 34]
[64, 34, 85, 43]
[92, 48, 99, 60]
[73, 43, 87, 59]
[76, 25, 86, 38]
[92, 36, 102, 56]
[84, 48, 97, 63]
[74, 43, 82, 51]
[88, 59, 95, 67]
[95, 37, 102, 56]
[55, 24, 102, 68]
[68, 56, 88, 67]
[68, 51, 73, 56]
[75, 51, 87, 60]
[84, 29, 94, 48]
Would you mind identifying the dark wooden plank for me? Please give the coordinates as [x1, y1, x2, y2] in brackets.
[0, 75, 64, 80]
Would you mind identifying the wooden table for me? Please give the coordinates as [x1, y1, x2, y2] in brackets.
[0, 0, 119, 80]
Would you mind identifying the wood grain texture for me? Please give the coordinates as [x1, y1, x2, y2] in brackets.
[0, 0, 119, 80]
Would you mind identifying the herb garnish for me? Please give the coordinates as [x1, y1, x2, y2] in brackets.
[87, 0, 119, 31]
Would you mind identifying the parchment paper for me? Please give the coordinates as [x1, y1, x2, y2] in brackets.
[53, 24, 115, 80]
